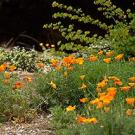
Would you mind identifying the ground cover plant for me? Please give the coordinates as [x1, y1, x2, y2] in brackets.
[35, 50, 135, 135]
[0, 63, 41, 123]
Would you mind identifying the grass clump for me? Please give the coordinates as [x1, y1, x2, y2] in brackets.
[0, 63, 41, 123]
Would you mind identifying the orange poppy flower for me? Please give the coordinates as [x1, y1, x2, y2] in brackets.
[128, 83, 135, 87]
[36, 63, 44, 68]
[2, 63, 8, 67]
[108, 76, 120, 81]
[120, 86, 131, 91]
[128, 57, 135, 61]
[50, 59, 58, 67]
[2, 63, 8, 69]
[8, 65, 16, 71]
[96, 87, 102, 92]
[80, 83, 87, 89]
[55, 66, 61, 71]
[102, 97, 112, 105]
[0, 64, 6, 72]
[13, 82, 23, 89]
[49, 81, 57, 89]
[86, 117, 97, 124]
[66, 105, 76, 112]
[113, 80, 123, 86]
[62, 55, 75, 66]
[98, 50, 104, 55]
[90, 98, 100, 105]
[106, 51, 114, 57]
[97, 79, 108, 89]
[126, 98, 135, 105]
[3, 72, 10, 79]
[79, 98, 88, 103]
[96, 101, 104, 109]
[98, 92, 106, 97]
[126, 109, 133, 116]
[103, 58, 111, 64]
[75, 58, 84, 65]
[76, 116, 87, 123]
[3, 79, 9, 85]
[76, 116, 97, 124]
[128, 77, 135, 82]
[104, 107, 110, 113]
[107, 87, 117, 97]
[102, 94, 114, 101]
[115, 54, 124, 61]
[88, 55, 98, 62]
[23, 76, 33, 82]
[80, 75, 85, 80]
[64, 71, 68, 77]
[67, 66, 74, 70]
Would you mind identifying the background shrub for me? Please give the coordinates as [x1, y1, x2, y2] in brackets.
[8, 47, 38, 72]
[0, 47, 9, 64]
[43, 0, 135, 56]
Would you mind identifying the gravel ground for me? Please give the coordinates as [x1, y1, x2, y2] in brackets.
[0, 114, 55, 135]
